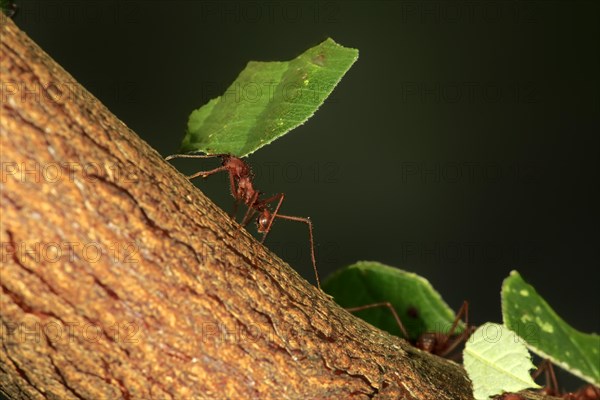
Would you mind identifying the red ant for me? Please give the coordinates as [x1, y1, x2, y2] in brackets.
[496, 360, 600, 400]
[346, 301, 475, 358]
[531, 360, 600, 400]
[165, 153, 321, 289]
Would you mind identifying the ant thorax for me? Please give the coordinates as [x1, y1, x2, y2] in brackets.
[237, 177, 256, 203]
[257, 210, 272, 232]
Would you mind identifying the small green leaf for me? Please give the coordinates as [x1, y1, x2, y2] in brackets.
[180, 38, 358, 157]
[463, 323, 540, 399]
[502, 270, 600, 386]
[322, 261, 463, 340]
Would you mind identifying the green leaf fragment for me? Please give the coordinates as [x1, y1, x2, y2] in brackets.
[322, 261, 463, 340]
[181, 38, 359, 157]
[464, 323, 540, 399]
[502, 270, 600, 386]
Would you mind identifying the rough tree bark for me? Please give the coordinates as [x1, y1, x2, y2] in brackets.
[0, 16, 559, 400]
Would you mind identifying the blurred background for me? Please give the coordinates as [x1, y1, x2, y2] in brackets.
[7, 0, 599, 391]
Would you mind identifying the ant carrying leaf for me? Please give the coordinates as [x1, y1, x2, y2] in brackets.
[531, 360, 600, 400]
[322, 262, 467, 341]
[494, 359, 600, 400]
[347, 300, 475, 359]
[167, 39, 358, 290]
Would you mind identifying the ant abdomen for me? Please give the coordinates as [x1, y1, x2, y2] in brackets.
[257, 211, 271, 232]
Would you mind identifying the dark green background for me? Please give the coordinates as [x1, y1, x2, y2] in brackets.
[6, 0, 599, 392]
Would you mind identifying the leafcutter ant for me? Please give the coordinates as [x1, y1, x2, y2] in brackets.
[165, 153, 321, 289]
[497, 360, 600, 400]
[532, 359, 600, 400]
[346, 300, 474, 359]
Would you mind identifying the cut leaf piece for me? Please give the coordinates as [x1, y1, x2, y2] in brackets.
[322, 261, 463, 340]
[502, 270, 600, 386]
[464, 323, 540, 399]
[181, 38, 358, 157]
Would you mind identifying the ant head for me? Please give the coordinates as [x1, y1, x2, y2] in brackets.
[416, 333, 437, 354]
[224, 156, 250, 177]
[257, 210, 271, 233]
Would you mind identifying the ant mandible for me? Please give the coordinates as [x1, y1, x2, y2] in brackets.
[165, 153, 321, 290]
[346, 300, 474, 358]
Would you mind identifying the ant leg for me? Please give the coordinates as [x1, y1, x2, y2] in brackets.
[230, 198, 240, 220]
[531, 359, 560, 396]
[259, 193, 285, 243]
[165, 153, 227, 161]
[270, 212, 320, 290]
[228, 171, 241, 219]
[187, 165, 228, 180]
[240, 191, 261, 227]
[251, 193, 321, 290]
[346, 302, 410, 339]
[436, 301, 472, 358]
[546, 360, 559, 396]
[242, 192, 323, 291]
[164, 153, 229, 180]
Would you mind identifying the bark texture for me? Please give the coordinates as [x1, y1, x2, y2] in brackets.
[0, 16, 560, 400]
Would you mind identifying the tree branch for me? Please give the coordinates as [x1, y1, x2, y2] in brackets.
[0, 16, 559, 400]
